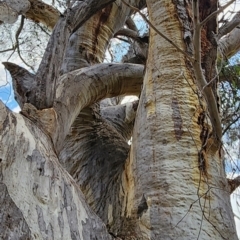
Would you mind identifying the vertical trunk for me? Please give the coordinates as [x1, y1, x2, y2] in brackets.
[120, 1, 238, 239]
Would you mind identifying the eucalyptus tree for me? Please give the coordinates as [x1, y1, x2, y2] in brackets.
[0, 0, 240, 239]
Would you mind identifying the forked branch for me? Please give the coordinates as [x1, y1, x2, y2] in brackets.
[21, 63, 143, 152]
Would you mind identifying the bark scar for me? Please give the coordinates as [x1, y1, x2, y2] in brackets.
[137, 194, 148, 218]
[171, 97, 183, 141]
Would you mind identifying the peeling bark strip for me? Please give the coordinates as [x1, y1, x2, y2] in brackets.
[171, 97, 183, 140]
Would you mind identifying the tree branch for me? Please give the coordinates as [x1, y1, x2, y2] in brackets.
[25, 0, 60, 29]
[2, 62, 36, 108]
[228, 176, 240, 194]
[126, 17, 138, 32]
[31, 0, 116, 109]
[25, 63, 141, 153]
[101, 100, 138, 140]
[115, 28, 139, 41]
[218, 11, 240, 39]
[219, 25, 240, 59]
[51, 63, 143, 150]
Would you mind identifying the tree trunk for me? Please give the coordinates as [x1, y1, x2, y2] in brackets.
[118, 0, 238, 239]
[0, 0, 239, 239]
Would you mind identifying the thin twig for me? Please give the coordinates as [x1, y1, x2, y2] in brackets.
[0, 47, 15, 53]
[222, 114, 240, 135]
[15, 16, 35, 71]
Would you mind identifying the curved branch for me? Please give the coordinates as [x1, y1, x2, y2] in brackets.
[218, 11, 240, 39]
[24, 63, 143, 152]
[126, 17, 138, 32]
[219, 26, 240, 59]
[53, 63, 143, 150]
[115, 28, 139, 41]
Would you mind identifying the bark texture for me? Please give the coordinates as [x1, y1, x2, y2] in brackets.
[0, 0, 239, 239]
[118, 1, 238, 239]
[0, 101, 113, 240]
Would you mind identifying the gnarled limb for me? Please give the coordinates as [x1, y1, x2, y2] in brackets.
[228, 176, 240, 194]
[20, 63, 143, 152]
[2, 62, 35, 108]
[53, 63, 143, 151]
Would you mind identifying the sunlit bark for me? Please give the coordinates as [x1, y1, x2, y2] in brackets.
[120, 1, 238, 239]
[0, 0, 239, 239]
